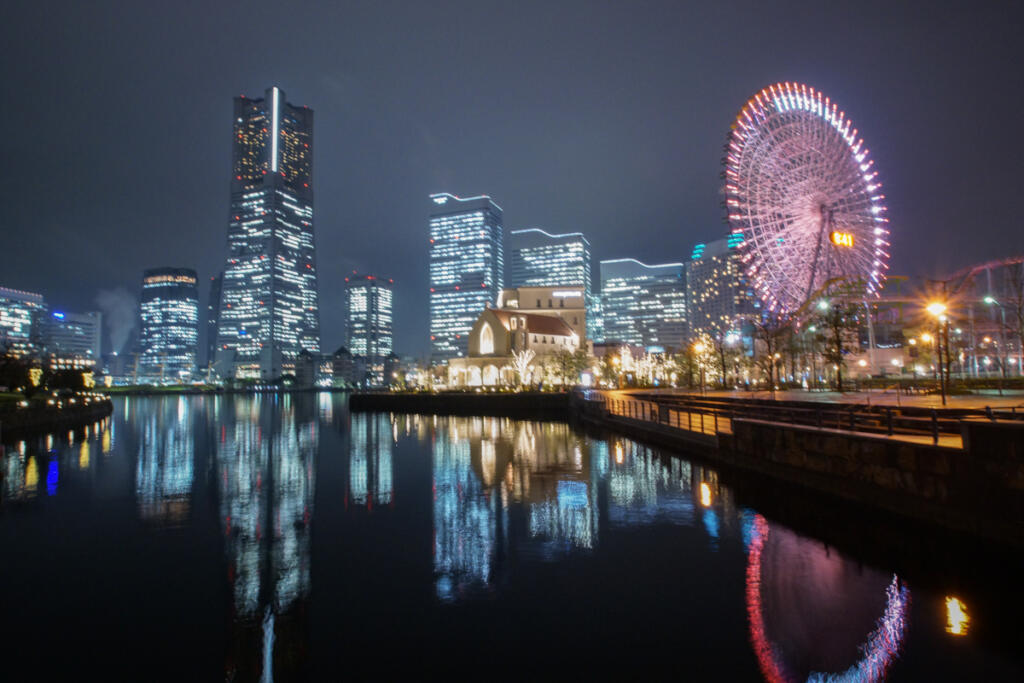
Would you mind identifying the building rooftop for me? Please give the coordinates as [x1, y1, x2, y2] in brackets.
[490, 309, 575, 337]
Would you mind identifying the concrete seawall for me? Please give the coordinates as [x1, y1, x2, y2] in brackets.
[350, 391, 571, 420]
[574, 393, 1024, 547]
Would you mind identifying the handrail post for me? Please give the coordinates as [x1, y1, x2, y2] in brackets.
[886, 407, 893, 436]
[931, 409, 938, 445]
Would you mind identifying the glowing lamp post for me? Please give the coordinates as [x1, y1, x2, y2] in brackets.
[927, 301, 948, 406]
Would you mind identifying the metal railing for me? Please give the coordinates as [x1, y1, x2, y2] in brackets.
[578, 390, 983, 447]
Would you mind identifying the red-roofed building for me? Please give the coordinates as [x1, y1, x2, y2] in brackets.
[447, 305, 582, 388]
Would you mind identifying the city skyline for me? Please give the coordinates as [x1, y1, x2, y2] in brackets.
[1, 2, 1021, 357]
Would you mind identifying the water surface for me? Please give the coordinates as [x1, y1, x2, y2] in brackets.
[1, 394, 1020, 681]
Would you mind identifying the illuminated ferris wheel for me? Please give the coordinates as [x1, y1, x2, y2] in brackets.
[724, 82, 890, 317]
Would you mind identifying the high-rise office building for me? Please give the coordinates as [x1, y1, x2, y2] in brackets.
[344, 273, 394, 387]
[46, 310, 102, 370]
[600, 259, 687, 350]
[686, 235, 757, 341]
[507, 229, 591, 295]
[216, 86, 320, 379]
[206, 272, 223, 369]
[429, 193, 503, 361]
[507, 228, 595, 337]
[0, 286, 46, 358]
[139, 268, 199, 381]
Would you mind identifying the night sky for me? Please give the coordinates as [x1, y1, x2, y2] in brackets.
[2, 0, 1021, 357]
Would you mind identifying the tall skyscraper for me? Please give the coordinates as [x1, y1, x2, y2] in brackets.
[216, 86, 320, 379]
[507, 228, 595, 336]
[139, 267, 199, 381]
[206, 272, 223, 369]
[686, 235, 757, 341]
[429, 193, 503, 361]
[46, 310, 102, 370]
[0, 286, 46, 358]
[344, 273, 394, 387]
[600, 259, 687, 350]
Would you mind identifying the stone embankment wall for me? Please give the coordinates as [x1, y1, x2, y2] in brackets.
[572, 393, 1024, 546]
[724, 419, 1024, 542]
[349, 391, 571, 420]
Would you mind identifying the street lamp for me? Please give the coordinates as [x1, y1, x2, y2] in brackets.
[927, 301, 948, 406]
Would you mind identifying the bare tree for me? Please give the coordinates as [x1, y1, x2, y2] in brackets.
[1006, 262, 1024, 374]
[811, 301, 862, 392]
[752, 317, 790, 396]
[510, 348, 536, 388]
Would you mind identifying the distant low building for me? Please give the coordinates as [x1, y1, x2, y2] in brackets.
[294, 350, 317, 388]
[332, 346, 354, 387]
[45, 310, 102, 371]
[383, 353, 401, 386]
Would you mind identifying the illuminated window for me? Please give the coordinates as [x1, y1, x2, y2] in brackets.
[479, 324, 494, 354]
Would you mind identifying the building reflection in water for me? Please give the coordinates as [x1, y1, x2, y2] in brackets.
[2, 416, 112, 505]
[348, 413, 393, 508]
[135, 396, 194, 524]
[216, 394, 316, 681]
[424, 417, 910, 679]
[745, 513, 909, 683]
[426, 418, 737, 601]
[432, 416, 506, 601]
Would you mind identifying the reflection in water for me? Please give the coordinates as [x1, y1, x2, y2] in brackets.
[945, 596, 969, 636]
[432, 417, 503, 601]
[9, 400, 1009, 680]
[216, 394, 316, 681]
[349, 414, 393, 507]
[136, 396, 194, 524]
[746, 513, 909, 683]
[2, 417, 112, 504]
[427, 419, 735, 599]
[423, 418, 913, 679]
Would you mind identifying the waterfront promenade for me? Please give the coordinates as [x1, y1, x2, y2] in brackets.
[666, 388, 1024, 411]
[576, 388, 1023, 546]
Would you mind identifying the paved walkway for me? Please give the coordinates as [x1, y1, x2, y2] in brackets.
[601, 390, 966, 449]
[645, 388, 1024, 410]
